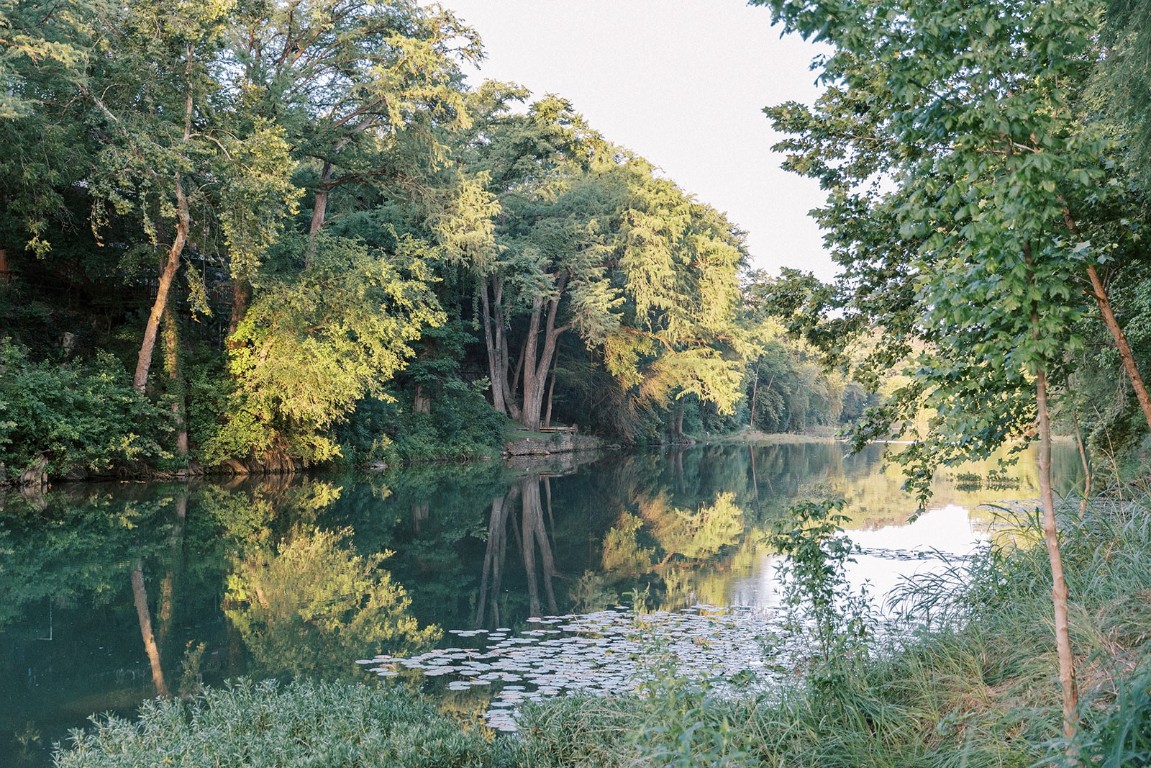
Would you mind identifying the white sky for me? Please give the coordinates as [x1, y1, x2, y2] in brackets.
[438, 0, 837, 281]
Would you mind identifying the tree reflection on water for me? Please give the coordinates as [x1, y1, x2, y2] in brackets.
[0, 441, 1082, 767]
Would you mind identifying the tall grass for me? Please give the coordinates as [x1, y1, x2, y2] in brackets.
[54, 679, 509, 768]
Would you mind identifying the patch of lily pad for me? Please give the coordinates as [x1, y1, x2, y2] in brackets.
[359, 604, 784, 732]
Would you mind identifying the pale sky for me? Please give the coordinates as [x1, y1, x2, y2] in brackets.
[438, 0, 836, 280]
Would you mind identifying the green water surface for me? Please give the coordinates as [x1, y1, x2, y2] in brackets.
[0, 441, 1081, 766]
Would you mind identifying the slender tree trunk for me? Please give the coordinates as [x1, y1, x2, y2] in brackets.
[481, 275, 522, 419]
[1061, 205, 1151, 433]
[479, 278, 508, 415]
[1027, 238, 1079, 757]
[1072, 412, 1091, 516]
[162, 299, 188, 458]
[749, 362, 761, 429]
[520, 297, 545, 430]
[508, 339, 524, 420]
[1085, 265, 1151, 432]
[1037, 369, 1080, 754]
[0, 247, 9, 283]
[134, 175, 190, 393]
[544, 365, 557, 429]
[306, 161, 334, 267]
[131, 565, 171, 698]
[136, 44, 195, 394]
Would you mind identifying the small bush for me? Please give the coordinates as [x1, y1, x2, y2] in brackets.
[0, 340, 169, 481]
[54, 679, 509, 768]
[340, 379, 507, 466]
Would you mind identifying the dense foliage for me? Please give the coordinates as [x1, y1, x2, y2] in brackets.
[754, 0, 1151, 486]
[0, 0, 865, 483]
[752, 0, 1151, 747]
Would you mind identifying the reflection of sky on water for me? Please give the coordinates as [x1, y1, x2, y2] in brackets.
[381, 502, 1002, 731]
[728, 504, 987, 613]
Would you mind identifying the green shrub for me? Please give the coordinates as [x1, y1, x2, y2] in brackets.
[340, 379, 507, 466]
[0, 340, 169, 481]
[1080, 663, 1151, 767]
[54, 679, 509, 768]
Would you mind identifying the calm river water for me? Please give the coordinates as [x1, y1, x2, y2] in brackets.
[0, 441, 1081, 765]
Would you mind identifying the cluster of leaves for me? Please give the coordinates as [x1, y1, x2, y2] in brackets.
[54, 679, 508, 768]
[206, 235, 446, 465]
[0, 340, 169, 480]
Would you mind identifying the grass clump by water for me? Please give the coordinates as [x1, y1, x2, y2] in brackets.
[513, 497, 1151, 767]
[54, 678, 508, 768]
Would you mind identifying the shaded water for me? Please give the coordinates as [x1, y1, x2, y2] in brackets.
[0, 441, 1081, 765]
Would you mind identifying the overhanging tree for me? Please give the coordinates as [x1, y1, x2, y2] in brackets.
[751, 0, 1144, 749]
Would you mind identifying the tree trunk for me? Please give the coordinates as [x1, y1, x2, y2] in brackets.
[0, 247, 9, 283]
[162, 298, 188, 458]
[306, 161, 334, 267]
[131, 565, 171, 698]
[1027, 237, 1079, 757]
[229, 277, 251, 337]
[413, 383, 431, 414]
[1037, 368, 1080, 754]
[508, 340, 524, 420]
[19, 455, 49, 488]
[1085, 265, 1151, 433]
[544, 365, 557, 429]
[479, 278, 507, 415]
[1072, 412, 1091, 516]
[134, 175, 190, 393]
[519, 274, 567, 431]
[520, 297, 545, 430]
[671, 402, 686, 440]
[1061, 206, 1151, 433]
[749, 362, 761, 429]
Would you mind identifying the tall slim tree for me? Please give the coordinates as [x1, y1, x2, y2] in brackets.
[80, 0, 297, 394]
[752, 0, 1126, 747]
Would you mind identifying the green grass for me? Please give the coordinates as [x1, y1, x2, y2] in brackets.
[54, 679, 509, 768]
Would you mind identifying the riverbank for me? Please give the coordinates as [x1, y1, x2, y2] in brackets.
[707, 426, 840, 444]
[48, 494, 1151, 767]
